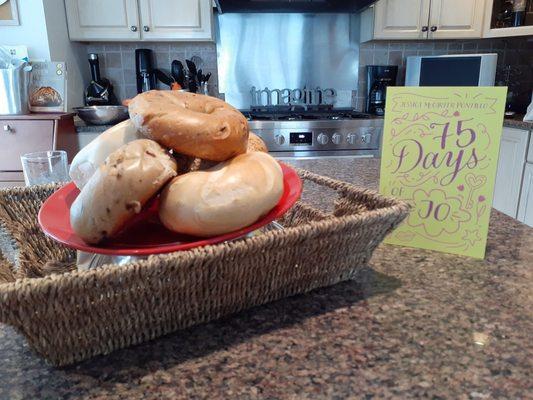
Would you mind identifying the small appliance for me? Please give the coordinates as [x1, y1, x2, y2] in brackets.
[84, 54, 117, 106]
[366, 65, 398, 116]
[135, 49, 156, 93]
[405, 54, 498, 86]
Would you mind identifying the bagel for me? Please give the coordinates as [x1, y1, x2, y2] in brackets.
[159, 152, 284, 237]
[70, 139, 177, 244]
[247, 132, 268, 153]
[128, 91, 249, 162]
[69, 119, 142, 190]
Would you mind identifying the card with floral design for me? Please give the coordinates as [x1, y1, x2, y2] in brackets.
[380, 86, 507, 258]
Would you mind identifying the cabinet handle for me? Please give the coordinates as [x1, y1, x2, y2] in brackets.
[430, 26, 438, 32]
[421, 26, 428, 32]
[130, 25, 138, 32]
[143, 25, 150, 32]
[3, 125, 12, 133]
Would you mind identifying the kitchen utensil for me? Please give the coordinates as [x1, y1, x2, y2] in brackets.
[185, 59, 198, 93]
[171, 60, 185, 86]
[154, 68, 173, 87]
[190, 55, 203, 70]
[197, 68, 203, 84]
[186, 59, 198, 77]
[39, 163, 303, 256]
[74, 105, 129, 125]
[84, 53, 118, 106]
[21, 150, 68, 186]
[204, 72, 211, 82]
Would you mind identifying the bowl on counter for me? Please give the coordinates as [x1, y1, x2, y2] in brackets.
[74, 106, 129, 125]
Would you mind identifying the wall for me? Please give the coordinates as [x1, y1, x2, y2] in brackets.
[0, 0, 89, 110]
[86, 42, 218, 102]
[0, 0, 50, 60]
[43, 0, 90, 109]
[357, 36, 533, 113]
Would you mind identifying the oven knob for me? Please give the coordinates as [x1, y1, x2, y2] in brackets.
[317, 133, 329, 145]
[274, 134, 285, 145]
[331, 133, 342, 145]
[347, 133, 358, 145]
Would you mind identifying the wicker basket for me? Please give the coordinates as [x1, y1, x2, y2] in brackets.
[0, 169, 409, 366]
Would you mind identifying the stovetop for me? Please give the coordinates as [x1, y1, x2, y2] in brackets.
[241, 107, 372, 122]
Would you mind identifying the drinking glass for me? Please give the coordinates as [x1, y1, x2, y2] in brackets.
[21, 150, 69, 186]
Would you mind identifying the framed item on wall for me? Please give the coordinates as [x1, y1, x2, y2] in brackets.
[0, 0, 19, 26]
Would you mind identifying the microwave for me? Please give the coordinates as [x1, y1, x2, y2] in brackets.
[405, 54, 498, 86]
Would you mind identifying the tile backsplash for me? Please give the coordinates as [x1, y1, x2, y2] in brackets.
[84, 36, 532, 114]
[85, 42, 218, 102]
[357, 36, 533, 113]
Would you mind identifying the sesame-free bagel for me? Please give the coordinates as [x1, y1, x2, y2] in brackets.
[128, 91, 249, 162]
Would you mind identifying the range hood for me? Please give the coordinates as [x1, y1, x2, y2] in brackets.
[215, 0, 376, 13]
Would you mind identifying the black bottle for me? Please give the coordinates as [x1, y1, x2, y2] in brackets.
[84, 53, 118, 106]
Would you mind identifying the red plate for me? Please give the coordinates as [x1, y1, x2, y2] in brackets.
[38, 163, 302, 256]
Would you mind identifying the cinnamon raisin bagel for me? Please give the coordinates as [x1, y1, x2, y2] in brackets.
[128, 91, 249, 162]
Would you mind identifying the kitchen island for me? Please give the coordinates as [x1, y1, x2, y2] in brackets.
[0, 157, 532, 399]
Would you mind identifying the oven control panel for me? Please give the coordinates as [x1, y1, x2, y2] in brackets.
[252, 126, 382, 153]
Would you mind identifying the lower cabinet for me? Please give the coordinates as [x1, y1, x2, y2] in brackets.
[0, 114, 76, 188]
[518, 163, 533, 227]
[493, 127, 529, 218]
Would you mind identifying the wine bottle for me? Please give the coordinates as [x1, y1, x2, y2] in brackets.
[512, 0, 527, 26]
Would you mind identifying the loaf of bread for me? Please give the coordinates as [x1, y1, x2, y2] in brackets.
[159, 152, 283, 237]
[70, 139, 177, 244]
[69, 119, 142, 189]
[128, 91, 249, 162]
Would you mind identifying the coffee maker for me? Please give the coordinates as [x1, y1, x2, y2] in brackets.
[135, 49, 156, 93]
[366, 65, 398, 116]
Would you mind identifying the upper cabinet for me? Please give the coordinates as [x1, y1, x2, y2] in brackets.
[65, 0, 213, 41]
[65, 0, 140, 41]
[483, 0, 533, 38]
[428, 0, 485, 39]
[361, 0, 486, 41]
[371, 0, 431, 40]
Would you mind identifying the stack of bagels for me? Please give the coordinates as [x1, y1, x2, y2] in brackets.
[69, 91, 284, 244]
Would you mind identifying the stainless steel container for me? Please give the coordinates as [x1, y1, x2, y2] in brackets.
[0, 63, 31, 115]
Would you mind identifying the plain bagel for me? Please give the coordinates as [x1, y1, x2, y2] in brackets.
[70, 139, 177, 244]
[128, 91, 249, 162]
[159, 152, 284, 237]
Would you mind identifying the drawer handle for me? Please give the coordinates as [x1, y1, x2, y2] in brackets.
[3, 125, 13, 133]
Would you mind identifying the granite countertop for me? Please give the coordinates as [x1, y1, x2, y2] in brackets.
[503, 115, 533, 131]
[1, 157, 532, 399]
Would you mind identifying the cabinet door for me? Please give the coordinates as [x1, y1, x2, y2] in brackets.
[428, 0, 485, 39]
[139, 0, 213, 41]
[373, 0, 431, 39]
[493, 128, 529, 218]
[65, 0, 140, 41]
[0, 120, 55, 171]
[518, 163, 533, 227]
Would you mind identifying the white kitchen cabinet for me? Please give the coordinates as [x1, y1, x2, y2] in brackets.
[360, 0, 486, 41]
[483, 0, 533, 38]
[138, 0, 212, 40]
[65, 0, 213, 41]
[518, 163, 533, 227]
[428, 0, 485, 39]
[493, 127, 529, 218]
[371, 0, 431, 40]
[65, 0, 141, 41]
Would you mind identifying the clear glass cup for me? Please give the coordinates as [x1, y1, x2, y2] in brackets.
[21, 150, 69, 186]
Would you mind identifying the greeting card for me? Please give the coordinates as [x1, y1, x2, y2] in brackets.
[380, 87, 507, 258]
